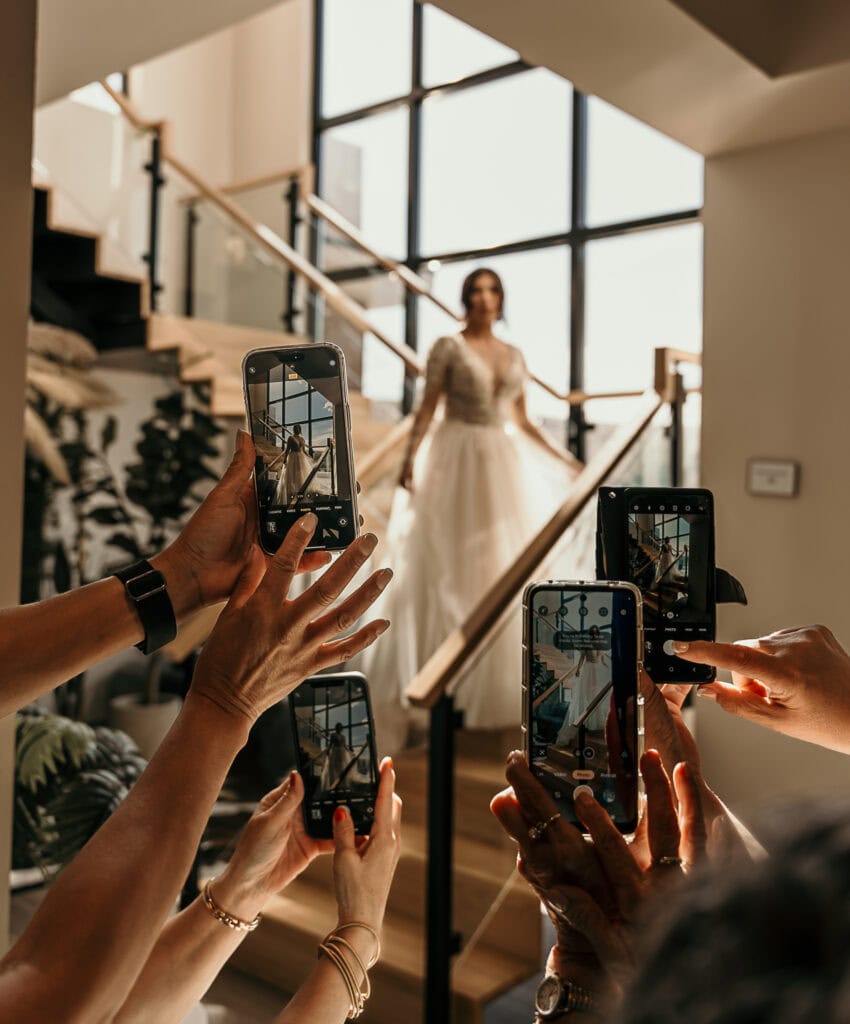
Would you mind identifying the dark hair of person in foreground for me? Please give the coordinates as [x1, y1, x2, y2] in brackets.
[621, 800, 850, 1024]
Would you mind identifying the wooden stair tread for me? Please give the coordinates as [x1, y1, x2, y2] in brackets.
[258, 878, 536, 1001]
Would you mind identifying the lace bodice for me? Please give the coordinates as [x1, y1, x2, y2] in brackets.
[424, 334, 527, 426]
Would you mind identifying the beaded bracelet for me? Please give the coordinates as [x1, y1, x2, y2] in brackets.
[201, 877, 262, 933]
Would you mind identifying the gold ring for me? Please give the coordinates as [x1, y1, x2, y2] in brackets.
[528, 813, 561, 841]
[656, 855, 683, 867]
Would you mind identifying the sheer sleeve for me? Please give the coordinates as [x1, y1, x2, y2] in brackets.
[423, 335, 457, 399]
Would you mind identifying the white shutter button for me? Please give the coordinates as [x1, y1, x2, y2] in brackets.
[663, 640, 676, 656]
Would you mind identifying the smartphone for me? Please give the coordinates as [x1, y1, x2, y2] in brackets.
[289, 672, 379, 839]
[523, 581, 643, 834]
[243, 343, 359, 554]
[597, 487, 716, 683]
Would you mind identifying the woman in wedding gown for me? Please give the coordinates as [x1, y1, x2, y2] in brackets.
[653, 537, 676, 587]
[363, 268, 584, 752]
[275, 424, 313, 505]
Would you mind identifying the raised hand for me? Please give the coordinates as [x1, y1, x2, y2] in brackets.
[190, 514, 392, 726]
[332, 757, 402, 936]
[674, 625, 850, 754]
[212, 772, 333, 922]
[159, 431, 329, 616]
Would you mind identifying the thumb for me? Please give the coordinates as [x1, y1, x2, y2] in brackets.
[227, 544, 267, 611]
[219, 429, 255, 493]
[333, 806, 356, 854]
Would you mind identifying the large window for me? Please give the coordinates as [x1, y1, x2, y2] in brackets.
[314, 1, 703, 453]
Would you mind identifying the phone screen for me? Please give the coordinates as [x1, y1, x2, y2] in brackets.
[244, 345, 357, 552]
[526, 584, 640, 832]
[290, 674, 378, 838]
[625, 490, 715, 681]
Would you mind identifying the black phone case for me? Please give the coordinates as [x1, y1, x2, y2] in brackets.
[595, 487, 745, 683]
[288, 671, 379, 840]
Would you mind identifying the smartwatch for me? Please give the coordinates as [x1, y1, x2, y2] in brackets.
[535, 974, 594, 1018]
[114, 560, 177, 655]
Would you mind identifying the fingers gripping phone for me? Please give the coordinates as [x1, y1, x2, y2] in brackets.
[289, 672, 379, 839]
[597, 487, 716, 683]
[523, 581, 644, 834]
[243, 343, 359, 553]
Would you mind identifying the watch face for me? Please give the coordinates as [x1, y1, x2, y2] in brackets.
[535, 975, 562, 1016]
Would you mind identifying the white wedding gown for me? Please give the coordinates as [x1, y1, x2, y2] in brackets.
[361, 334, 580, 754]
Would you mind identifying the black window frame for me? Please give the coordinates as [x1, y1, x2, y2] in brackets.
[312, 0, 702, 457]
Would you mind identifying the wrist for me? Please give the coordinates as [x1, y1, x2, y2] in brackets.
[151, 545, 203, 622]
[212, 866, 268, 923]
[181, 689, 252, 751]
[334, 919, 382, 962]
[546, 945, 618, 1018]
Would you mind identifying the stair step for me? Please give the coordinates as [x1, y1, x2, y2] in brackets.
[230, 878, 539, 1024]
[393, 748, 515, 850]
[298, 821, 535, 958]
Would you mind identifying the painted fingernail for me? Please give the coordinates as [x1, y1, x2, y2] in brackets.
[299, 512, 318, 531]
[377, 568, 394, 587]
[696, 687, 717, 701]
[507, 749, 524, 765]
[362, 532, 378, 550]
[289, 769, 299, 783]
[333, 807, 346, 823]
[672, 641, 689, 653]
[574, 790, 593, 809]
[377, 619, 391, 633]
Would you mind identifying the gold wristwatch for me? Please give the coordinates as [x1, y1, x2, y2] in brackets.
[535, 974, 594, 1018]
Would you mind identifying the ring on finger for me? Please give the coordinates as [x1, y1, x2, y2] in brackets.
[528, 813, 561, 842]
[654, 855, 683, 867]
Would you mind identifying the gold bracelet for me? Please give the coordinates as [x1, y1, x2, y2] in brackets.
[319, 940, 364, 1018]
[318, 922, 380, 1019]
[202, 877, 261, 933]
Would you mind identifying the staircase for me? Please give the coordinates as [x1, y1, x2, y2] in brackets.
[229, 728, 541, 1024]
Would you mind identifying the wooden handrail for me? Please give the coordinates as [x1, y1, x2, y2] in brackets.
[179, 163, 315, 206]
[305, 192, 573, 401]
[101, 81, 424, 378]
[404, 389, 663, 710]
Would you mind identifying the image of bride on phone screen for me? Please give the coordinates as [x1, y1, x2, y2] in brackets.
[361, 268, 585, 752]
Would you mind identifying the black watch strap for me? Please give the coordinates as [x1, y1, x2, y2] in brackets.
[114, 559, 177, 656]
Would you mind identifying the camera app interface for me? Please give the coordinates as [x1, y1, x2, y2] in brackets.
[292, 678, 377, 832]
[530, 587, 638, 828]
[246, 349, 356, 550]
[626, 500, 712, 631]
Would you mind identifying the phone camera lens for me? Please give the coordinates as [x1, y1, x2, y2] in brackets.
[248, 365, 256, 374]
[329, 359, 337, 367]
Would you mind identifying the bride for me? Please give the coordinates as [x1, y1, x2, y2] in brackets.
[363, 268, 583, 752]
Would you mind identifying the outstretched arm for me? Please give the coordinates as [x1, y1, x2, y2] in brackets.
[0, 432, 326, 719]
[0, 518, 392, 1024]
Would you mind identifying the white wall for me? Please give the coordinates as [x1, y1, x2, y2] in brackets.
[697, 127, 850, 829]
[1, 0, 38, 948]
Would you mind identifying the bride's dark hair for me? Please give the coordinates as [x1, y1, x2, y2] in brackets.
[461, 267, 505, 320]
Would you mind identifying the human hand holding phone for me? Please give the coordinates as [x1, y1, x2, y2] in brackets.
[675, 624, 850, 754]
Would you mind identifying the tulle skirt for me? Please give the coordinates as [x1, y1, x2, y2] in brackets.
[361, 417, 578, 754]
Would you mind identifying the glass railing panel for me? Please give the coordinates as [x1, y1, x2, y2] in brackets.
[32, 88, 151, 284]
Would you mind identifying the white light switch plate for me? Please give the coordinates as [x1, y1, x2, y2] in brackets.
[746, 458, 800, 497]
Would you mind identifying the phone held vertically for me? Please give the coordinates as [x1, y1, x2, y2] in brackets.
[523, 581, 644, 835]
[243, 344, 359, 554]
[289, 672, 379, 839]
[597, 487, 717, 684]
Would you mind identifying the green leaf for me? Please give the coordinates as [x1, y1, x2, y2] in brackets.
[16, 715, 96, 793]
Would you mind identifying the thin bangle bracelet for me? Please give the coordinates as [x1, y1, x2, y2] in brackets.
[202, 877, 261, 933]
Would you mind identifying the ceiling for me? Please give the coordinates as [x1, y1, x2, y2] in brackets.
[36, 0, 284, 107]
[434, 0, 850, 156]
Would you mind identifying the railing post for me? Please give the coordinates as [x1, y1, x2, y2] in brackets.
[425, 694, 462, 1024]
[143, 130, 165, 312]
[669, 369, 686, 486]
[283, 175, 302, 333]
[183, 202, 198, 317]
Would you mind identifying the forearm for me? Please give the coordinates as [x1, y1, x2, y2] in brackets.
[0, 693, 248, 1023]
[114, 896, 250, 1024]
[538, 944, 617, 1024]
[519, 417, 583, 471]
[275, 928, 376, 1024]
[0, 547, 199, 718]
